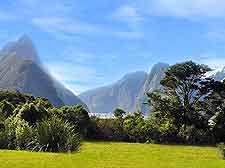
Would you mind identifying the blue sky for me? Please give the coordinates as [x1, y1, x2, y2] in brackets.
[1, 0, 225, 94]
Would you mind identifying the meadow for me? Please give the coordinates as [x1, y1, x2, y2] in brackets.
[0, 142, 224, 168]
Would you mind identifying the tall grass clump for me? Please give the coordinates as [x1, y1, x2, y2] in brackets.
[33, 116, 80, 152]
[218, 143, 225, 160]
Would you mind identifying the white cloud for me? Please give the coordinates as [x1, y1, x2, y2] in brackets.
[203, 58, 225, 70]
[61, 47, 95, 63]
[32, 16, 144, 40]
[62, 83, 90, 95]
[2, 1, 144, 40]
[141, 0, 225, 20]
[195, 54, 225, 70]
[45, 61, 98, 82]
[32, 17, 101, 36]
[44, 61, 104, 94]
[112, 5, 143, 23]
[18, 0, 74, 15]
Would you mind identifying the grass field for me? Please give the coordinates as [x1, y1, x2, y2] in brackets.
[0, 142, 224, 168]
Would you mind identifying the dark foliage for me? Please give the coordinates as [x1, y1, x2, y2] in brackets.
[0, 90, 87, 153]
[86, 61, 225, 145]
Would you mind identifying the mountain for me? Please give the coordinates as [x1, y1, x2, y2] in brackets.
[0, 35, 39, 63]
[79, 63, 169, 115]
[135, 63, 169, 115]
[79, 71, 148, 113]
[53, 80, 87, 108]
[0, 35, 87, 108]
[210, 67, 225, 81]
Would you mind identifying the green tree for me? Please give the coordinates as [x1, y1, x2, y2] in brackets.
[0, 100, 15, 118]
[207, 80, 225, 142]
[113, 108, 126, 119]
[145, 61, 214, 143]
[160, 61, 211, 109]
[123, 112, 146, 142]
[147, 61, 212, 129]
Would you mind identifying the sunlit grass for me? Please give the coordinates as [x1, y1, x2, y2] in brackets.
[0, 141, 224, 168]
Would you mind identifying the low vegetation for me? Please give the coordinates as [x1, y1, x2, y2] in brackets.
[0, 142, 224, 168]
[0, 91, 90, 152]
[0, 60, 225, 164]
[218, 143, 225, 159]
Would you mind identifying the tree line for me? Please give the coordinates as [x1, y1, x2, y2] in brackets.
[87, 61, 225, 146]
[0, 61, 225, 154]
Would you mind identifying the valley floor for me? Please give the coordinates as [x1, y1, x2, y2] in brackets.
[0, 142, 224, 168]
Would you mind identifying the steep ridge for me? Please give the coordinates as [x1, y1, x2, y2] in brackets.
[79, 71, 148, 113]
[0, 35, 87, 108]
[136, 63, 169, 115]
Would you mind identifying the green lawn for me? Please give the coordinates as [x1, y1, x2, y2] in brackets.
[0, 142, 224, 168]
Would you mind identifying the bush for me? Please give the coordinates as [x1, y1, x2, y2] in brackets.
[92, 118, 127, 141]
[15, 119, 34, 150]
[33, 116, 80, 152]
[0, 130, 8, 149]
[60, 105, 90, 134]
[123, 112, 146, 142]
[49, 105, 90, 136]
[16, 103, 48, 125]
[178, 125, 214, 145]
[218, 143, 225, 160]
[0, 100, 15, 118]
[4, 116, 33, 150]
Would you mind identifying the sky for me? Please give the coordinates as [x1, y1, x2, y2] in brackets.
[1, 0, 225, 94]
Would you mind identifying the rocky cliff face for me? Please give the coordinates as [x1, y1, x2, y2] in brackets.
[0, 35, 40, 63]
[79, 63, 170, 115]
[0, 35, 87, 108]
[79, 71, 148, 113]
[211, 67, 225, 81]
[136, 63, 169, 115]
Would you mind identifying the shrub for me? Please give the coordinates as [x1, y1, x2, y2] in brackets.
[15, 119, 34, 150]
[4, 116, 33, 150]
[33, 116, 80, 152]
[49, 105, 90, 136]
[0, 130, 8, 149]
[93, 118, 127, 141]
[218, 143, 225, 160]
[16, 103, 48, 125]
[141, 113, 181, 144]
[113, 108, 126, 119]
[123, 112, 146, 142]
[0, 100, 15, 118]
[178, 125, 214, 145]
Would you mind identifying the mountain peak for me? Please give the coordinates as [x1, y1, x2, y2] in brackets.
[0, 34, 87, 109]
[0, 34, 40, 63]
[117, 71, 147, 85]
[151, 62, 170, 70]
[212, 66, 225, 81]
[17, 34, 33, 44]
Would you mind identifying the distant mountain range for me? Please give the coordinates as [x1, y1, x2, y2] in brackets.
[208, 67, 225, 81]
[79, 63, 169, 114]
[80, 63, 225, 115]
[79, 71, 148, 114]
[0, 35, 87, 108]
[1, 34, 225, 114]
